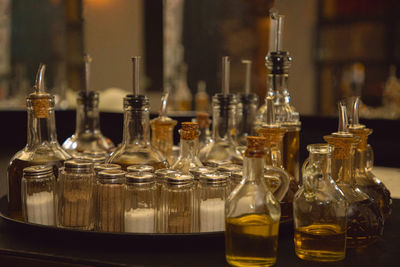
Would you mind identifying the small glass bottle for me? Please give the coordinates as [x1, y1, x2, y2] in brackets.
[58, 159, 94, 230]
[96, 169, 126, 232]
[293, 144, 347, 262]
[21, 165, 56, 226]
[196, 112, 212, 149]
[8, 64, 71, 220]
[324, 102, 383, 248]
[127, 165, 155, 174]
[124, 172, 157, 233]
[159, 173, 196, 233]
[225, 136, 281, 266]
[195, 80, 210, 112]
[198, 172, 228, 232]
[108, 57, 169, 170]
[172, 122, 203, 173]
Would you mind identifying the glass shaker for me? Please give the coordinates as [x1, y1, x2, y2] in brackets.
[21, 165, 56, 226]
[216, 163, 242, 193]
[198, 172, 229, 232]
[225, 136, 281, 266]
[159, 173, 197, 233]
[58, 160, 94, 230]
[95, 169, 126, 232]
[82, 150, 107, 165]
[293, 144, 347, 262]
[125, 172, 157, 233]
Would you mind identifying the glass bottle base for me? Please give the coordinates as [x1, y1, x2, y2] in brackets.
[226, 256, 277, 266]
[295, 249, 345, 262]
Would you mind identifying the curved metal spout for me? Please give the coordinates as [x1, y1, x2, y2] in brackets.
[34, 63, 46, 92]
[160, 92, 169, 117]
[338, 101, 348, 133]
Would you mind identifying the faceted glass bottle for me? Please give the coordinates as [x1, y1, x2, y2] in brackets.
[107, 95, 168, 170]
[225, 136, 281, 267]
[8, 64, 71, 220]
[294, 144, 347, 262]
[62, 91, 115, 156]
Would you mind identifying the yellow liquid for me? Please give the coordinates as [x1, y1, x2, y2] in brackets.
[283, 127, 300, 182]
[294, 224, 346, 262]
[225, 214, 279, 266]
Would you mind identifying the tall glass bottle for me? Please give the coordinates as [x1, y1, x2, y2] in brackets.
[108, 57, 168, 170]
[62, 55, 114, 156]
[171, 122, 203, 173]
[324, 103, 383, 248]
[7, 64, 71, 220]
[225, 136, 281, 267]
[200, 57, 242, 165]
[294, 144, 347, 262]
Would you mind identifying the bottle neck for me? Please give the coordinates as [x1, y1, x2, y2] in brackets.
[75, 102, 100, 135]
[354, 148, 368, 175]
[212, 104, 236, 143]
[267, 74, 289, 104]
[309, 152, 331, 177]
[179, 138, 200, 160]
[26, 105, 58, 147]
[122, 108, 150, 146]
[243, 155, 265, 183]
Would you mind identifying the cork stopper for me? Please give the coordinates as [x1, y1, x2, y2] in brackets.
[245, 136, 267, 158]
[348, 128, 372, 150]
[323, 135, 360, 160]
[196, 112, 210, 129]
[180, 122, 199, 140]
[257, 127, 287, 147]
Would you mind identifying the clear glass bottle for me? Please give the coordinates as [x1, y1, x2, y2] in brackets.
[196, 112, 212, 149]
[324, 103, 383, 248]
[124, 172, 157, 233]
[195, 80, 210, 112]
[198, 172, 228, 232]
[172, 122, 203, 173]
[58, 159, 94, 230]
[8, 64, 71, 220]
[225, 136, 281, 266]
[159, 173, 196, 233]
[96, 169, 125, 232]
[294, 144, 347, 262]
[21, 165, 56, 226]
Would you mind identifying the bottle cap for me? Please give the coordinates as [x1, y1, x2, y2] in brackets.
[199, 172, 229, 184]
[126, 172, 154, 184]
[127, 165, 155, 173]
[154, 169, 180, 181]
[94, 163, 121, 174]
[166, 173, 194, 185]
[217, 164, 242, 175]
[98, 169, 126, 183]
[64, 159, 93, 173]
[189, 166, 215, 180]
[180, 122, 199, 140]
[204, 159, 232, 168]
[23, 165, 53, 179]
[245, 136, 267, 158]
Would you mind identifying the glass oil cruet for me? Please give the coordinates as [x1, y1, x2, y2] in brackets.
[171, 122, 203, 173]
[8, 64, 71, 220]
[107, 57, 168, 170]
[62, 55, 115, 156]
[258, 9, 301, 183]
[347, 97, 392, 221]
[293, 144, 347, 262]
[199, 56, 242, 165]
[150, 92, 177, 165]
[324, 102, 383, 248]
[257, 92, 297, 223]
[225, 136, 281, 267]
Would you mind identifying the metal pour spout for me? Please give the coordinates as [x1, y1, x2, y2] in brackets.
[132, 56, 141, 96]
[222, 56, 230, 95]
[34, 63, 46, 93]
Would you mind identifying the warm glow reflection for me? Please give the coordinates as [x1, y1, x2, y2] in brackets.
[85, 0, 112, 7]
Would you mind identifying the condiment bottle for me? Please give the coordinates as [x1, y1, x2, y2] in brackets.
[171, 122, 203, 173]
[159, 173, 196, 233]
[195, 80, 210, 112]
[125, 172, 157, 233]
[8, 64, 71, 220]
[58, 159, 94, 230]
[293, 144, 347, 262]
[127, 165, 155, 174]
[324, 102, 383, 248]
[95, 169, 126, 232]
[198, 172, 228, 232]
[108, 57, 168, 170]
[62, 54, 115, 156]
[225, 136, 281, 266]
[196, 112, 212, 149]
[21, 165, 56, 226]
[199, 57, 242, 165]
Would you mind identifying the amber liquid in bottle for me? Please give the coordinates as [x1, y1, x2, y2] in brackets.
[283, 127, 300, 181]
[358, 183, 392, 220]
[294, 224, 346, 262]
[225, 214, 279, 266]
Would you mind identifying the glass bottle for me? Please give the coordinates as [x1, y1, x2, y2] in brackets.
[58, 159, 94, 230]
[8, 64, 71, 220]
[171, 122, 203, 173]
[108, 57, 168, 170]
[195, 80, 210, 112]
[95, 169, 125, 232]
[21, 165, 56, 226]
[200, 57, 242, 165]
[196, 112, 212, 149]
[293, 144, 347, 262]
[172, 63, 192, 111]
[198, 172, 229, 232]
[225, 136, 281, 267]
[125, 172, 157, 233]
[324, 103, 383, 248]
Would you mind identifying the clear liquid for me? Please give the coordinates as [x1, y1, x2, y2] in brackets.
[294, 224, 346, 262]
[225, 214, 279, 266]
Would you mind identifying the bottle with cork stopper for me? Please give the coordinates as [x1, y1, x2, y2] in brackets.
[7, 64, 71, 220]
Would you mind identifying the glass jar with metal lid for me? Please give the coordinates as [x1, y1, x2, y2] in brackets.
[127, 165, 155, 174]
[94, 163, 121, 176]
[57, 159, 94, 230]
[124, 172, 157, 233]
[22, 165, 56, 226]
[95, 169, 126, 232]
[198, 172, 229, 232]
[159, 173, 197, 233]
[189, 166, 215, 184]
[81, 150, 108, 165]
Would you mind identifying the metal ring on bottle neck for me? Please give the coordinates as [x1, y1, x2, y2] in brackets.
[199, 171, 229, 184]
[64, 159, 93, 173]
[98, 169, 126, 184]
[189, 167, 215, 181]
[124, 94, 149, 109]
[94, 163, 121, 174]
[23, 165, 54, 179]
[127, 165, 155, 173]
[165, 173, 194, 185]
[126, 172, 154, 184]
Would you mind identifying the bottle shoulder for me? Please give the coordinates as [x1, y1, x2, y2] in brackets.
[62, 133, 115, 152]
[10, 143, 71, 163]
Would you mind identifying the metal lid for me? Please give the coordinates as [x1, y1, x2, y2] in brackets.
[64, 159, 93, 172]
[204, 160, 231, 168]
[82, 150, 107, 164]
[166, 173, 194, 185]
[127, 165, 155, 173]
[230, 170, 243, 182]
[126, 172, 154, 184]
[154, 169, 179, 180]
[217, 163, 242, 174]
[199, 172, 229, 184]
[94, 163, 121, 174]
[189, 166, 215, 180]
[23, 165, 53, 179]
[98, 169, 126, 183]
